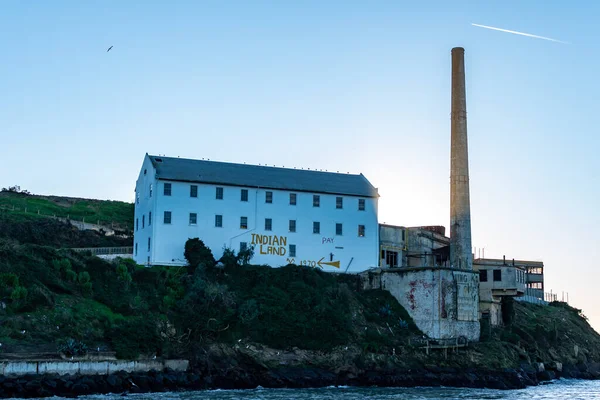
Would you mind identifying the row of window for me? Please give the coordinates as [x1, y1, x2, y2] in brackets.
[479, 269, 502, 282]
[136, 212, 152, 231]
[479, 268, 527, 283]
[158, 183, 367, 210]
[162, 211, 367, 236]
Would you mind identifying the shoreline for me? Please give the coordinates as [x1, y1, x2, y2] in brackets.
[1, 363, 599, 398]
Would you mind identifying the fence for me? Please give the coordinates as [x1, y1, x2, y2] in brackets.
[516, 288, 564, 306]
[70, 247, 133, 256]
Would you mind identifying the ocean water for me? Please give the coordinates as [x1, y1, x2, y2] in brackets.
[24, 379, 600, 400]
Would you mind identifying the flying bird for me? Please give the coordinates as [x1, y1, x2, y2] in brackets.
[471, 23, 569, 44]
[107, 45, 113, 52]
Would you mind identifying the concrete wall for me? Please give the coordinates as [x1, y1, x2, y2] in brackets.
[134, 153, 379, 273]
[479, 288, 502, 326]
[477, 265, 526, 295]
[379, 225, 405, 268]
[376, 268, 480, 340]
[0, 359, 189, 377]
[97, 254, 133, 261]
[405, 229, 449, 268]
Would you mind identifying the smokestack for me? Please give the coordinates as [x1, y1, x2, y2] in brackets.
[450, 47, 473, 271]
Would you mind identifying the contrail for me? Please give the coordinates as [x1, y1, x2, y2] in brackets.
[471, 23, 569, 44]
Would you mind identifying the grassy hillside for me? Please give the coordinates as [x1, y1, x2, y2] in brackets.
[476, 299, 600, 367]
[0, 240, 420, 360]
[0, 190, 133, 248]
[0, 212, 132, 248]
[0, 191, 134, 231]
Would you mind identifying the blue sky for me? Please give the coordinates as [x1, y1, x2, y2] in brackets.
[1, 1, 599, 328]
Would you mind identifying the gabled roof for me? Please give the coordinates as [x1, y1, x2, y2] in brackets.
[148, 155, 379, 198]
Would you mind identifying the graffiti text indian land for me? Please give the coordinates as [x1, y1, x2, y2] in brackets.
[250, 233, 287, 256]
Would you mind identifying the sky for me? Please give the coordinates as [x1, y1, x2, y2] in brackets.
[1, 1, 599, 329]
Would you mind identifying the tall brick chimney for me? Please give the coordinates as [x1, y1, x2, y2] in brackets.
[450, 47, 473, 270]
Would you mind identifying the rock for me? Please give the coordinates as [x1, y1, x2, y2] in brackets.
[547, 361, 563, 372]
[537, 370, 556, 381]
[71, 383, 90, 396]
[105, 374, 122, 391]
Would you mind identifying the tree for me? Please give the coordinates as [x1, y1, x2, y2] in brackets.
[184, 238, 214, 273]
[237, 245, 255, 266]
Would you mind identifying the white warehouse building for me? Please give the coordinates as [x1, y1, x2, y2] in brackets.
[133, 154, 380, 273]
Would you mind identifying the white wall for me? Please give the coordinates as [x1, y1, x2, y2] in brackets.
[135, 170, 379, 273]
[1, 359, 189, 377]
[133, 155, 158, 265]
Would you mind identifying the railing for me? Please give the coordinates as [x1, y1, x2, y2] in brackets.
[409, 336, 469, 358]
[70, 247, 133, 256]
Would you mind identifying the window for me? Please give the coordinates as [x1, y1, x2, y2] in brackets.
[190, 185, 198, 198]
[358, 199, 365, 211]
[289, 244, 296, 257]
[381, 250, 398, 267]
[215, 215, 223, 227]
[358, 225, 365, 237]
[336, 197, 343, 209]
[289, 220, 296, 233]
[189, 213, 197, 225]
[147, 237, 151, 252]
[142, 215, 145, 228]
[164, 211, 172, 224]
[528, 267, 543, 275]
[313, 195, 320, 207]
[136, 192, 139, 204]
[240, 242, 248, 252]
[493, 269, 502, 282]
[265, 218, 272, 231]
[479, 270, 488, 282]
[135, 243, 138, 256]
[164, 183, 172, 196]
[266, 191, 273, 203]
[336, 223, 343, 236]
[241, 189, 248, 202]
[240, 216, 248, 229]
[216, 187, 223, 200]
[149, 212, 152, 226]
[136, 218, 139, 231]
[289, 193, 297, 205]
[144, 169, 147, 175]
[313, 221, 320, 234]
[149, 184, 153, 198]
[528, 282, 543, 289]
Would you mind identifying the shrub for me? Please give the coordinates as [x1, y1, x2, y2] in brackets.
[184, 238, 215, 273]
[116, 262, 132, 289]
[237, 246, 255, 266]
[107, 317, 162, 359]
[220, 246, 237, 267]
[58, 338, 88, 357]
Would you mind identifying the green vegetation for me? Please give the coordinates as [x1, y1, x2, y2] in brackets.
[0, 190, 134, 231]
[0, 189, 133, 248]
[0, 237, 421, 360]
[0, 211, 132, 248]
[471, 300, 600, 369]
[2, 190, 599, 374]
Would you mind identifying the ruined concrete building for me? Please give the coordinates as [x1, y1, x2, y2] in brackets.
[362, 48, 480, 341]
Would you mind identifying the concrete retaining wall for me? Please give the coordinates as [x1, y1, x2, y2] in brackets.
[361, 267, 480, 341]
[0, 359, 188, 377]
